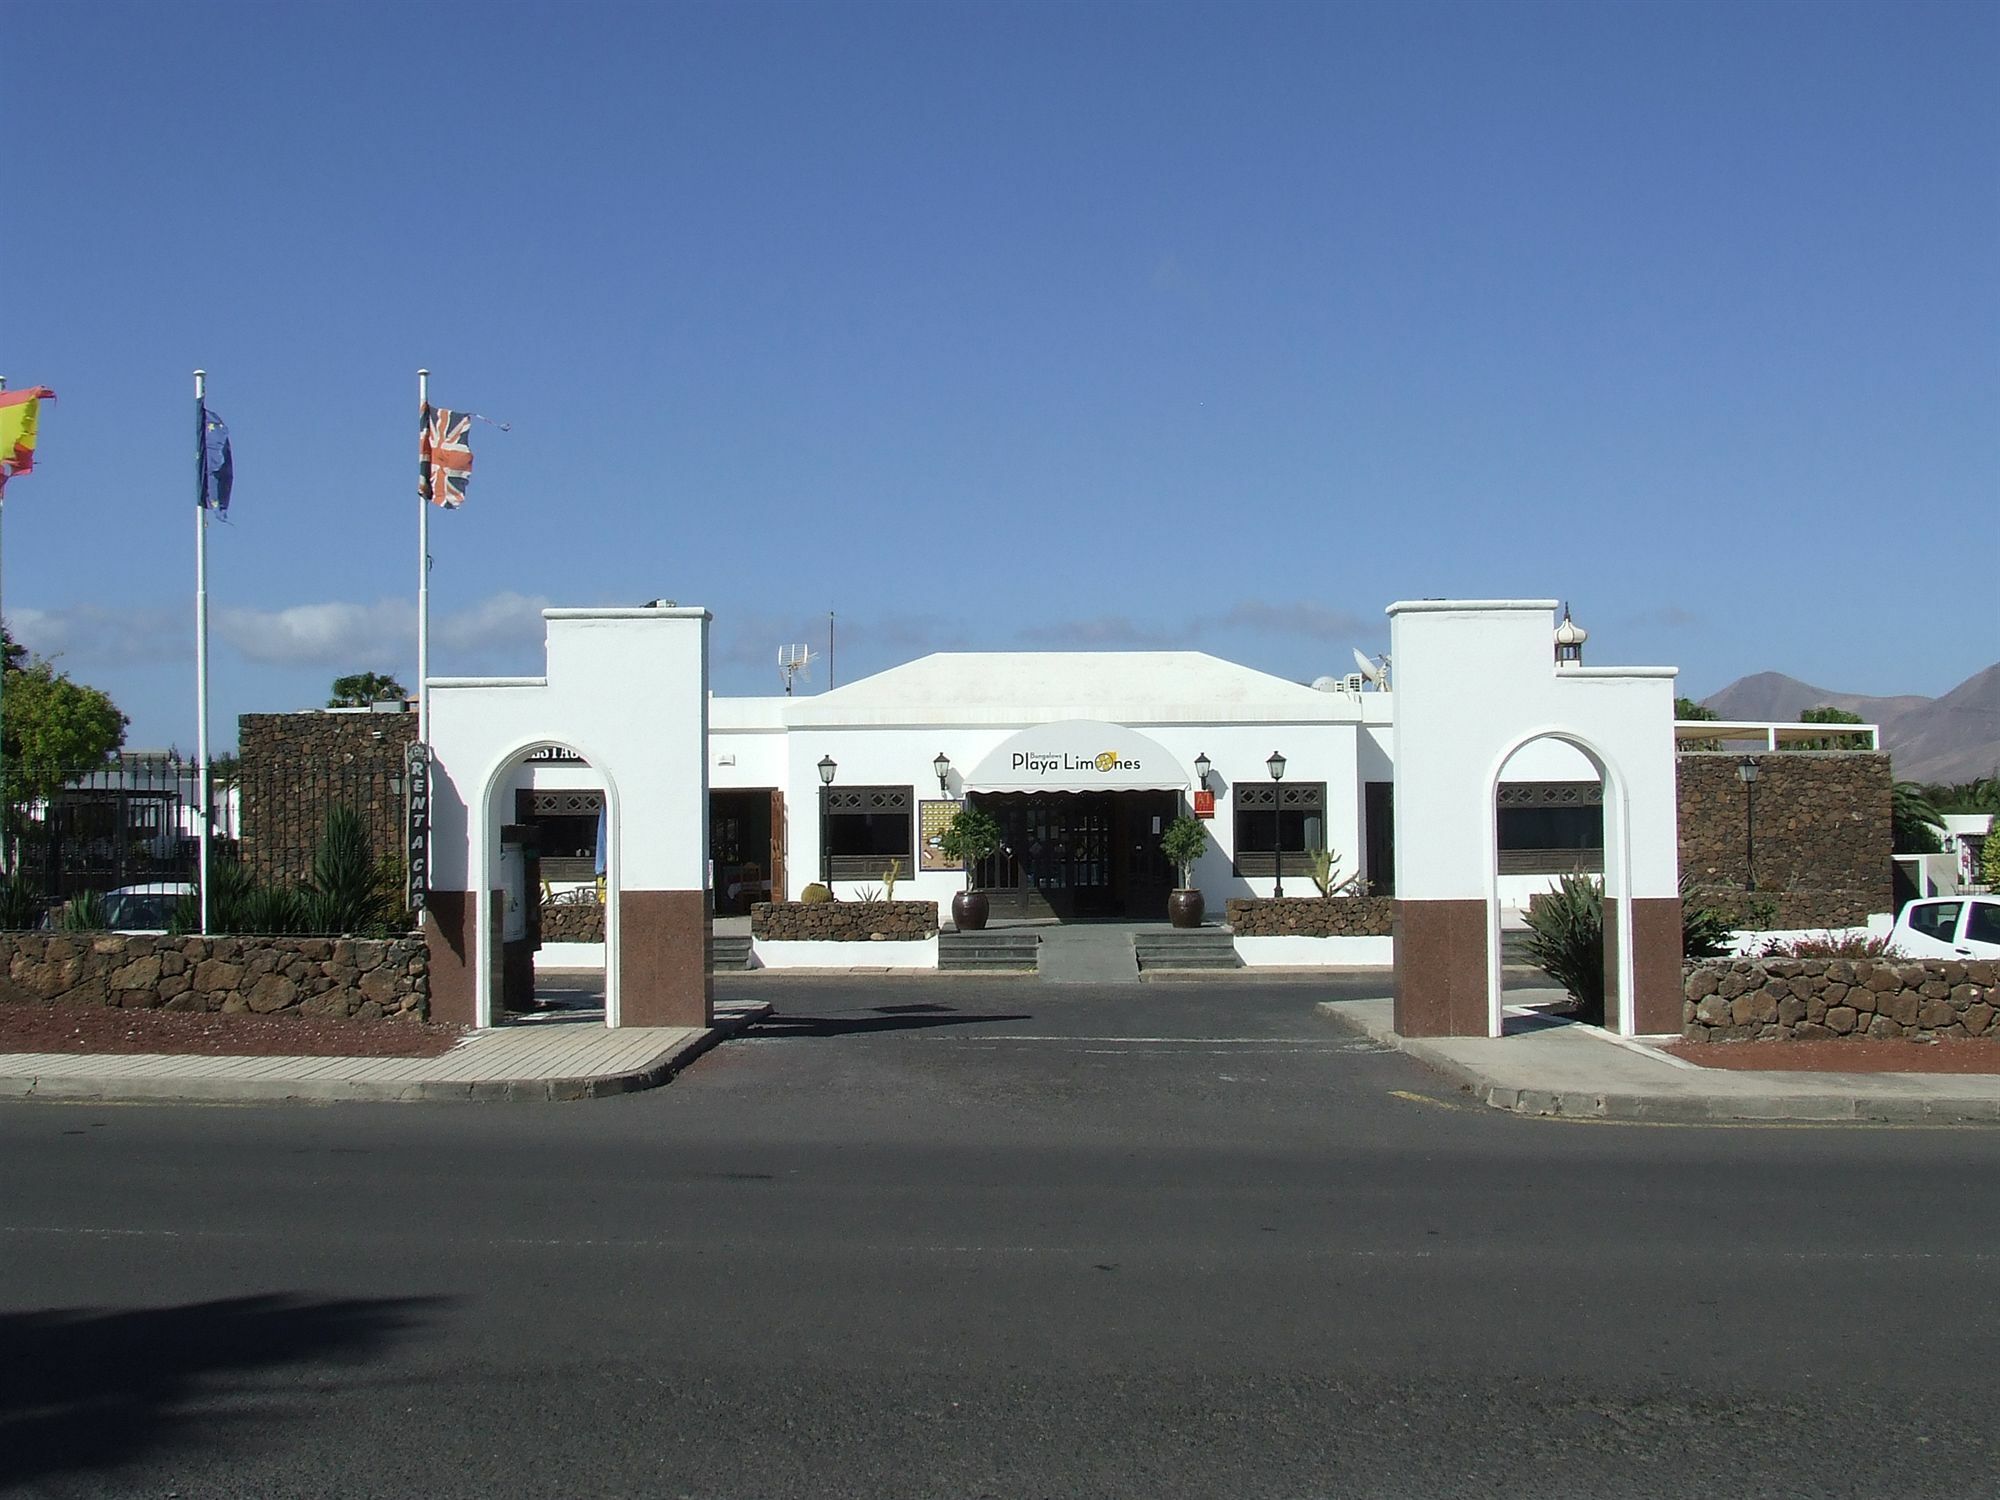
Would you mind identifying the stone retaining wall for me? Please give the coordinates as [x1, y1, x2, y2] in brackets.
[239, 710, 419, 888]
[752, 901, 938, 941]
[540, 902, 605, 942]
[1677, 753, 1891, 929]
[1, 932, 429, 1020]
[1683, 958, 1996, 1042]
[1225, 896, 1396, 937]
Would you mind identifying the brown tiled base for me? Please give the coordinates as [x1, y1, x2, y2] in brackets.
[618, 889, 712, 1028]
[1620, 896, 1684, 1035]
[424, 892, 474, 1027]
[1393, 899, 1491, 1037]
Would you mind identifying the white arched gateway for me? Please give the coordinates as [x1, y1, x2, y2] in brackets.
[1387, 600, 1683, 1038]
[424, 605, 713, 1030]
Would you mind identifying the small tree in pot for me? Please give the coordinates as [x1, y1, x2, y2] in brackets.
[938, 805, 1002, 931]
[1160, 813, 1210, 928]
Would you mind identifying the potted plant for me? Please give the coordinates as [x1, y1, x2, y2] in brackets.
[1159, 813, 1209, 928]
[938, 805, 1002, 931]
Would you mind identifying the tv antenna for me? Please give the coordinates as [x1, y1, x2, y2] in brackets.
[778, 643, 816, 695]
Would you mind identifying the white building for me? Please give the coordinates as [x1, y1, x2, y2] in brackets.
[425, 597, 1688, 1038]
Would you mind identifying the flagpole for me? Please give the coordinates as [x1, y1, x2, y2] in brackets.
[417, 368, 430, 756]
[194, 371, 213, 936]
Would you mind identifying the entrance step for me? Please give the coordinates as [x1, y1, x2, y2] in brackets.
[940, 930, 1041, 972]
[1501, 929, 1540, 968]
[708, 934, 755, 971]
[1037, 926, 1140, 985]
[1134, 928, 1242, 971]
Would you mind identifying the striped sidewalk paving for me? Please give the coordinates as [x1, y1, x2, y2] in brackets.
[0, 1003, 768, 1105]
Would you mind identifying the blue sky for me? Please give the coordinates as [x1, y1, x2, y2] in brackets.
[6, 0, 1995, 751]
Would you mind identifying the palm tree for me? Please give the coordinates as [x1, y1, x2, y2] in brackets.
[1891, 781, 1945, 854]
[328, 672, 409, 708]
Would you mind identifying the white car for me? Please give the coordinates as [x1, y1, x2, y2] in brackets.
[1890, 895, 2000, 960]
[101, 882, 196, 934]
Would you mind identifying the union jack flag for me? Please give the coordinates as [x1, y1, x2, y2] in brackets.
[419, 404, 473, 509]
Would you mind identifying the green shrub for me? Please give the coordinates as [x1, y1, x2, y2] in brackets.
[1756, 931, 1893, 959]
[800, 883, 833, 904]
[1680, 877, 1732, 961]
[1159, 814, 1208, 889]
[58, 889, 107, 930]
[1523, 875, 1607, 1026]
[0, 873, 44, 930]
[302, 804, 393, 935]
[235, 883, 308, 935]
[938, 806, 1002, 891]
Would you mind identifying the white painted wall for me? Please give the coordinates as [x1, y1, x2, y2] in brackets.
[427, 605, 710, 1026]
[1387, 599, 1680, 1036]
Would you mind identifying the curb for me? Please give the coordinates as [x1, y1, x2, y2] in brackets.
[1313, 1001, 2000, 1126]
[0, 1005, 768, 1108]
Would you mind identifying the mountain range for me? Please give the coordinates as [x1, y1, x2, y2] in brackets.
[1702, 663, 2000, 784]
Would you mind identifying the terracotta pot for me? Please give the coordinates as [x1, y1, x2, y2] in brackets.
[952, 890, 990, 931]
[1167, 889, 1205, 929]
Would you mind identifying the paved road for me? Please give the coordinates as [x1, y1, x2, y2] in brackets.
[4, 975, 1999, 1498]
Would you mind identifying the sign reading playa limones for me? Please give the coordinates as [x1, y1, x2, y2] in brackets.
[967, 721, 1186, 794]
[1011, 748, 1144, 776]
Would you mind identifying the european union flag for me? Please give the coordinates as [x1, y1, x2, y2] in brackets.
[199, 404, 233, 513]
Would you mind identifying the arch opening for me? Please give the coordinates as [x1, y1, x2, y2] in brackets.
[472, 738, 622, 1029]
[1486, 729, 1637, 1038]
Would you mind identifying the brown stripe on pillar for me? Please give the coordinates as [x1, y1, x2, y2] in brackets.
[1629, 896, 1684, 1034]
[618, 889, 713, 1028]
[424, 890, 489, 1028]
[1393, 898, 1491, 1037]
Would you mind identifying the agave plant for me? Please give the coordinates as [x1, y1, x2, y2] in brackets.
[1522, 874, 1606, 1026]
[0, 873, 44, 930]
[58, 889, 108, 930]
[301, 804, 391, 936]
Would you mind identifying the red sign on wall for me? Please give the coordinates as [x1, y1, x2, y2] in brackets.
[1193, 789, 1216, 819]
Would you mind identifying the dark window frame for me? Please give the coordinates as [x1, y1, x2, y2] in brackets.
[1495, 781, 1604, 875]
[1232, 781, 1327, 878]
[822, 785, 915, 880]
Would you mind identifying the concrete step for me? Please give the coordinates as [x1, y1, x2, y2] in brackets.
[1133, 929, 1241, 970]
[939, 931, 1041, 972]
[1501, 930, 1539, 967]
[708, 934, 755, 971]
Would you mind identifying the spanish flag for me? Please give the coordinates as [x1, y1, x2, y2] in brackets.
[0, 387, 56, 500]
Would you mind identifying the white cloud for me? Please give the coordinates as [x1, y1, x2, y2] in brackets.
[215, 600, 413, 667]
[5, 591, 560, 675]
[9, 603, 188, 665]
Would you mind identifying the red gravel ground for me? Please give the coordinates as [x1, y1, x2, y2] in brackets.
[1661, 1038, 2000, 1074]
[0, 1004, 468, 1058]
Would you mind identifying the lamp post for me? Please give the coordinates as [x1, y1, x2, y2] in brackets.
[818, 754, 837, 887]
[933, 751, 951, 797]
[1267, 750, 1287, 898]
[1737, 756, 1759, 893]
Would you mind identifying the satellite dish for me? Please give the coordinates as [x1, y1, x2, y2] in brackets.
[1351, 648, 1380, 684]
[1310, 675, 1341, 693]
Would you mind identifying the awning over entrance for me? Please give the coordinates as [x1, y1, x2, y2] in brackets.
[965, 720, 1189, 794]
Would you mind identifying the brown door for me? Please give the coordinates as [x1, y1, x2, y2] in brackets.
[768, 789, 787, 902]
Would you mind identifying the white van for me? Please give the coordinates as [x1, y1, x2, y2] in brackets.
[1890, 896, 2000, 960]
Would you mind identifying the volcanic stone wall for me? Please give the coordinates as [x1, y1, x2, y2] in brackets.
[239, 711, 419, 887]
[1683, 957, 1996, 1042]
[1225, 896, 1396, 937]
[540, 902, 605, 942]
[752, 901, 938, 941]
[1677, 753, 1891, 928]
[1, 932, 429, 1020]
